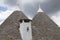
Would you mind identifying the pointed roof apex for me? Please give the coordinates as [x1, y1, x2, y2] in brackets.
[37, 5, 43, 12]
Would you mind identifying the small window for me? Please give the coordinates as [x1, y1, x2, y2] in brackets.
[27, 27, 29, 32]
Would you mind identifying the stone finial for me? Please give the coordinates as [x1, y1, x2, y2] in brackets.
[37, 5, 43, 12]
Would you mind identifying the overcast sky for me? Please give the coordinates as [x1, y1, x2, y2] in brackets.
[0, 0, 60, 27]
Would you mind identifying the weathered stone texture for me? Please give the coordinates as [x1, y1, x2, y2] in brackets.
[0, 11, 60, 40]
[0, 10, 28, 40]
[32, 12, 60, 40]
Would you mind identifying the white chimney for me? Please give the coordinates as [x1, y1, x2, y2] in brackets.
[19, 19, 32, 40]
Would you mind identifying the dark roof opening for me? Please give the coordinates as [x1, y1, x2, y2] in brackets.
[19, 19, 32, 23]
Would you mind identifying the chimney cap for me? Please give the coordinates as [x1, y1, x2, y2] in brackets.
[19, 19, 32, 23]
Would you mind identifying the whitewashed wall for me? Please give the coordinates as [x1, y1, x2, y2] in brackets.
[19, 20, 32, 40]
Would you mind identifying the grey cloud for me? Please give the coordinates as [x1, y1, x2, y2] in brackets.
[22, 0, 60, 17]
[4, 0, 18, 6]
[22, 3, 39, 18]
[4, 0, 60, 17]
[41, 0, 60, 15]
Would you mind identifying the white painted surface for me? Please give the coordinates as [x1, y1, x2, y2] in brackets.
[19, 20, 32, 40]
[37, 5, 43, 12]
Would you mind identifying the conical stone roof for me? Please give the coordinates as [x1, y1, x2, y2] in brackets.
[0, 10, 28, 40]
[32, 12, 60, 40]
